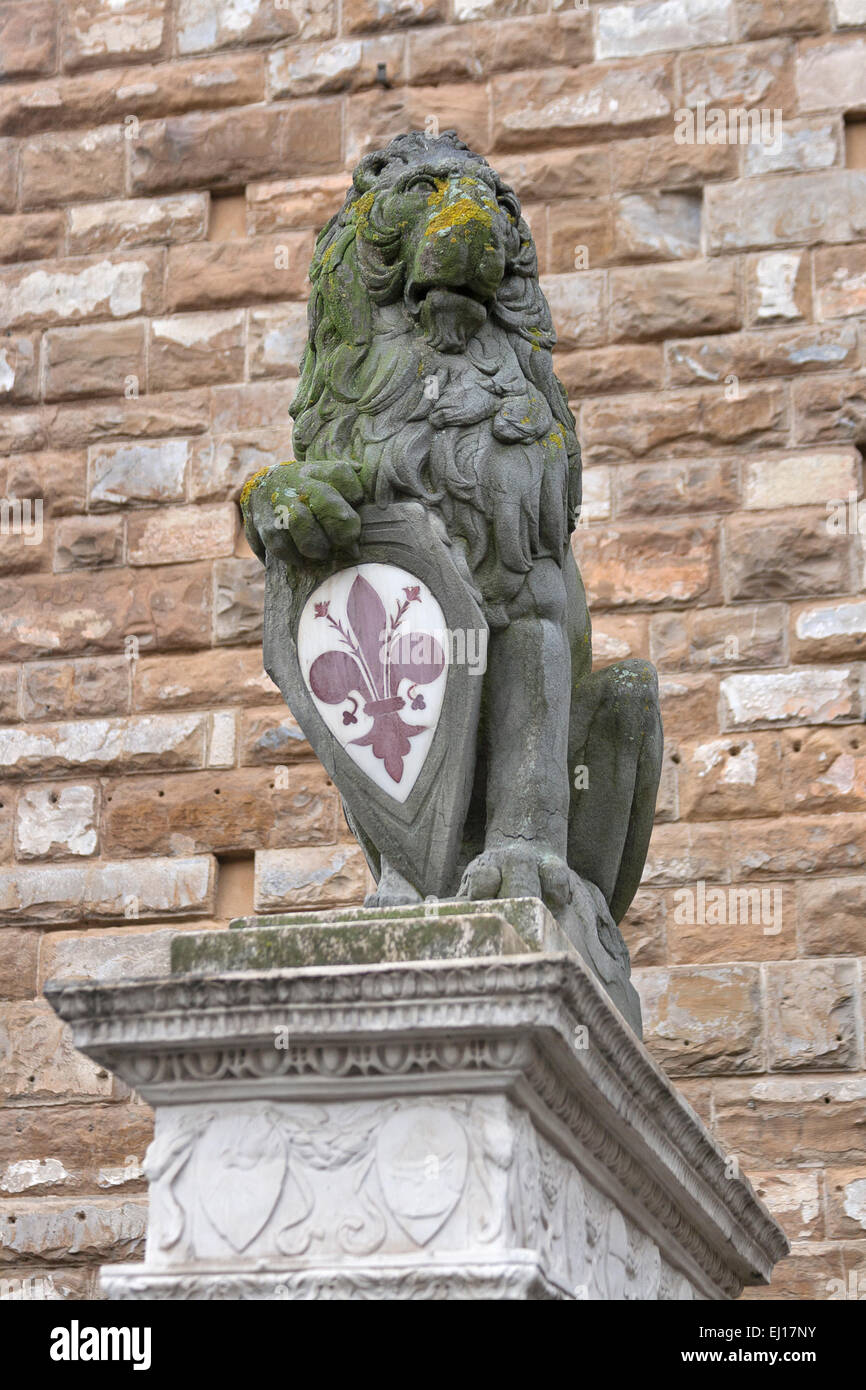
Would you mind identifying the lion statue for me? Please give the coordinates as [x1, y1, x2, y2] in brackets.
[242, 130, 663, 1017]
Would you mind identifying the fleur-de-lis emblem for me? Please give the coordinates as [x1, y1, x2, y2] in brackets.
[309, 575, 444, 784]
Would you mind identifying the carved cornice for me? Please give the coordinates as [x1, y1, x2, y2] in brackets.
[46, 953, 788, 1297]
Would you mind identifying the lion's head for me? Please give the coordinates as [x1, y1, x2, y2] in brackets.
[290, 130, 581, 624]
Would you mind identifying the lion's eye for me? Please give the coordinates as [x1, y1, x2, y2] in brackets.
[406, 175, 438, 195]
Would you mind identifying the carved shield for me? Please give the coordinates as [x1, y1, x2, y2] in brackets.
[263, 502, 488, 899]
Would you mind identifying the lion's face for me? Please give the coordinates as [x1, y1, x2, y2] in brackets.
[348, 147, 526, 347]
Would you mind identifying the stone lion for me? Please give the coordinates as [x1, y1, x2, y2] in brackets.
[242, 131, 662, 1011]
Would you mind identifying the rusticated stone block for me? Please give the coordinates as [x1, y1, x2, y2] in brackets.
[0, 1, 57, 79]
[636, 965, 764, 1075]
[15, 783, 98, 859]
[43, 320, 147, 402]
[724, 510, 853, 600]
[595, 0, 733, 59]
[176, 0, 335, 54]
[68, 194, 208, 255]
[101, 766, 338, 857]
[0, 1196, 148, 1264]
[255, 843, 372, 911]
[20, 656, 130, 721]
[577, 518, 719, 608]
[720, 666, 864, 730]
[0, 854, 215, 925]
[0, 251, 163, 330]
[133, 647, 279, 711]
[0, 712, 207, 779]
[798, 875, 866, 956]
[782, 727, 866, 816]
[765, 960, 860, 1071]
[62, 0, 167, 70]
[608, 259, 740, 341]
[127, 503, 237, 567]
[20, 127, 126, 210]
[0, 1000, 114, 1104]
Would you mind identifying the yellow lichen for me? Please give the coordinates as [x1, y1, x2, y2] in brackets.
[424, 197, 492, 238]
[239, 467, 272, 510]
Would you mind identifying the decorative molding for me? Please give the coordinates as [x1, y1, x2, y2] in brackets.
[46, 952, 788, 1300]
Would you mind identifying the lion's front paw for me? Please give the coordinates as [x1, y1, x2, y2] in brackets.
[241, 459, 365, 566]
[458, 842, 572, 913]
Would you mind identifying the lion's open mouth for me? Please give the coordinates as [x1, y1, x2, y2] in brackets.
[406, 285, 489, 353]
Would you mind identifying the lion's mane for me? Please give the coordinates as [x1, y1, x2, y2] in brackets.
[289, 131, 581, 627]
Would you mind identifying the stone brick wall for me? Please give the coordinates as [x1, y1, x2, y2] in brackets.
[0, 0, 865, 1301]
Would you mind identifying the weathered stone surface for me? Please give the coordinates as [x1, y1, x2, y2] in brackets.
[150, 308, 246, 393]
[0, 930, 38, 1002]
[63, 0, 167, 70]
[657, 674, 720, 736]
[67, 194, 209, 255]
[0, 1102, 152, 1195]
[247, 302, 307, 379]
[706, 172, 866, 252]
[409, 15, 590, 85]
[720, 667, 864, 730]
[0, 1001, 114, 1104]
[679, 36, 793, 109]
[825, 1169, 866, 1240]
[345, 83, 489, 166]
[613, 458, 736, 518]
[677, 734, 783, 820]
[16, 784, 98, 859]
[189, 430, 290, 503]
[766, 961, 860, 1071]
[746, 250, 811, 324]
[349, 0, 445, 31]
[176, 0, 335, 54]
[558, 345, 663, 400]
[101, 766, 337, 857]
[213, 556, 264, 644]
[0, 334, 39, 403]
[20, 657, 130, 721]
[537, 272, 606, 349]
[127, 503, 236, 567]
[743, 117, 840, 176]
[0, 1196, 147, 1264]
[793, 373, 866, 446]
[0, 251, 163, 330]
[650, 604, 786, 671]
[577, 518, 719, 607]
[796, 36, 866, 111]
[0, 1, 57, 78]
[737, 0, 828, 39]
[268, 33, 406, 97]
[246, 175, 346, 233]
[134, 647, 278, 711]
[491, 59, 674, 149]
[729, 812, 866, 879]
[581, 384, 785, 463]
[88, 438, 189, 508]
[665, 884, 796, 965]
[783, 726, 866, 815]
[164, 232, 315, 311]
[20, 127, 126, 210]
[0, 564, 212, 661]
[749, 1172, 824, 1242]
[667, 324, 857, 389]
[642, 821, 731, 885]
[741, 448, 858, 509]
[636, 966, 764, 1075]
[725, 510, 853, 600]
[255, 844, 372, 911]
[596, 0, 733, 59]
[814, 243, 866, 320]
[0, 53, 266, 138]
[0, 854, 215, 925]
[239, 705, 311, 764]
[54, 515, 125, 572]
[610, 190, 701, 262]
[0, 712, 206, 779]
[791, 599, 866, 662]
[131, 106, 341, 194]
[43, 320, 147, 402]
[608, 259, 740, 341]
[0, 211, 65, 264]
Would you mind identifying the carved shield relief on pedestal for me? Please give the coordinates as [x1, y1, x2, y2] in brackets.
[263, 503, 488, 899]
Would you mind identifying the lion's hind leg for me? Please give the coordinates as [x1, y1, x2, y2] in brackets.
[567, 659, 663, 925]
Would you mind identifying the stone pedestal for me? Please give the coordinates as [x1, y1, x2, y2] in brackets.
[45, 899, 787, 1301]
